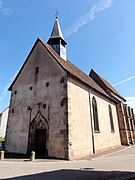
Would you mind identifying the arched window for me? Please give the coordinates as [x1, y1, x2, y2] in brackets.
[109, 105, 115, 132]
[92, 97, 99, 132]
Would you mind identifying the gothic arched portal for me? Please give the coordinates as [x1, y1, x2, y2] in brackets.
[27, 111, 49, 158]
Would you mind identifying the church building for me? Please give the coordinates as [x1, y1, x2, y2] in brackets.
[5, 17, 135, 160]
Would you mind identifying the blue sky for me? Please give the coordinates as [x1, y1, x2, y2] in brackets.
[0, 0, 135, 112]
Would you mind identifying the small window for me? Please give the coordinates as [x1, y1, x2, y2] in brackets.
[109, 105, 115, 132]
[11, 108, 14, 113]
[92, 97, 99, 132]
[35, 67, 39, 81]
[46, 82, 49, 87]
[14, 90, 17, 95]
[60, 77, 65, 83]
[27, 106, 32, 111]
[35, 67, 39, 74]
[29, 86, 33, 90]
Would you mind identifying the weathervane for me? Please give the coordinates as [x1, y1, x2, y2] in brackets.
[55, 11, 59, 18]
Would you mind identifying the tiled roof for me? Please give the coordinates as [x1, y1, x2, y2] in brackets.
[41, 39, 111, 99]
[90, 69, 125, 101]
[9, 38, 113, 100]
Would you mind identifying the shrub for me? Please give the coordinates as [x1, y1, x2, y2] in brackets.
[0, 137, 5, 142]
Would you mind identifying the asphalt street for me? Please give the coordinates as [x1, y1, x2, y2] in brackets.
[0, 145, 135, 180]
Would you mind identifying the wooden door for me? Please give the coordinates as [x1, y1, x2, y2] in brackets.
[35, 129, 46, 158]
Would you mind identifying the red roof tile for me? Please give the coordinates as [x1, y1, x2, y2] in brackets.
[90, 69, 125, 101]
[9, 38, 113, 100]
[41, 39, 112, 99]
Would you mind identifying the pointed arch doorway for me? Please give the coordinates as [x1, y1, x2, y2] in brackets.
[28, 111, 49, 158]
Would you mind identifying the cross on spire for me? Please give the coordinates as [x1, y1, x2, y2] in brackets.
[55, 11, 59, 18]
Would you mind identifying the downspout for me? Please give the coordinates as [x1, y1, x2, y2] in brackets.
[89, 91, 95, 154]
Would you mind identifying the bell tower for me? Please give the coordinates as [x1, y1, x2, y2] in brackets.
[47, 17, 67, 60]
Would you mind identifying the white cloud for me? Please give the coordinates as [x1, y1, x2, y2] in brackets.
[113, 76, 135, 86]
[64, 0, 113, 38]
[126, 97, 135, 101]
[113, 77, 135, 110]
[0, 0, 12, 16]
[125, 97, 135, 112]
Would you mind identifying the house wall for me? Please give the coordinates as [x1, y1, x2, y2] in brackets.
[0, 108, 9, 138]
[5, 41, 68, 159]
[67, 76, 121, 160]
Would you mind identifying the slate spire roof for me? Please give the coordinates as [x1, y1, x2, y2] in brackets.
[47, 17, 67, 60]
[49, 17, 64, 39]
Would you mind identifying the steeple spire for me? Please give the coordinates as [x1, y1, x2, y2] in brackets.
[47, 17, 67, 60]
[50, 17, 64, 39]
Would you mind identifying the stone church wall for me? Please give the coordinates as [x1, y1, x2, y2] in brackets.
[5, 42, 68, 159]
[90, 91, 121, 153]
[67, 76, 94, 160]
[67, 76, 121, 160]
[5, 40, 121, 160]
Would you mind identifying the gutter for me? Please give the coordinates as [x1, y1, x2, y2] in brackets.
[89, 91, 95, 154]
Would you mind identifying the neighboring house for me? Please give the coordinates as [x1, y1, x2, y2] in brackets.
[0, 107, 9, 138]
[5, 17, 135, 160]
[0, 113, 2, 127]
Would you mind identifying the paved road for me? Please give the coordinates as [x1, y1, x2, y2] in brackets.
[0, 146, 135, 179]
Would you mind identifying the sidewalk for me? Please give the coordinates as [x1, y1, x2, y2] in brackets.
[3, 145, 125, 162]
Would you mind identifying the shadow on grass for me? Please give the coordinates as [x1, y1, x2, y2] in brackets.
[1, 169, 135, 180]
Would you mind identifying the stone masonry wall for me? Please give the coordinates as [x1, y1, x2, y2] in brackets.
[5, 41, 68, 159]
[67, 76, 121, 159]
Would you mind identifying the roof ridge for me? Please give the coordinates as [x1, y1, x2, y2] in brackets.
[40, 39, 112, 99]
[9, 38, 113, 101]
[67, 60, 94, 85]
[90, 69, 125, 101]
